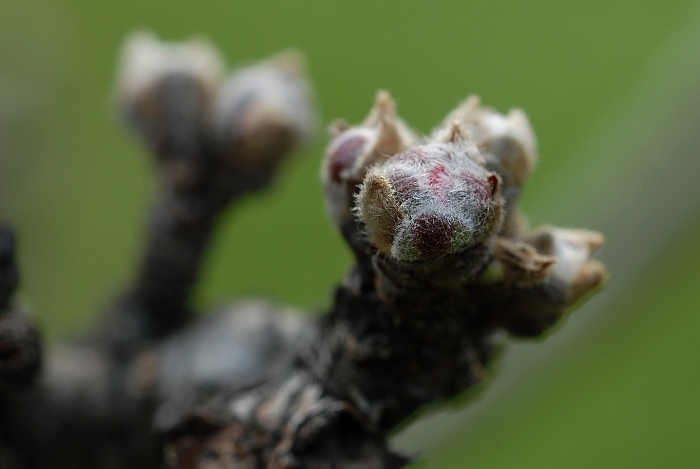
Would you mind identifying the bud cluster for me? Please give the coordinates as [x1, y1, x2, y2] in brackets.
[109, 33, 317, 340]
[357, 141, 503, 262]
[322, 92, 532, 264]
[0, 30, 610, 469]
[322, 91, 605, 311]
[115, 32, 315, 190]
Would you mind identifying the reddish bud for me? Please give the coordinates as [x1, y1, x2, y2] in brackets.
[356, 142, 504, 262]
[321, 91, 418, 233]
[324, 128, 375, 184]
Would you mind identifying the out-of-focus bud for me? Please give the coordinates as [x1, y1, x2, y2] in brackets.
[210, 51, 315, 171]
[322, 91, 418, 230]
[115, 31, 224, 149]
[356, 142, 504, 262]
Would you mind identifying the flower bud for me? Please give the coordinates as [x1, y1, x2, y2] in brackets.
[434, 96, 537, 236]
[322, 91, 418, 231]
[356, 142, 504, 262]
[324, 125, 376, 185]
[210, 51, 315, 170]
[322, 91, 418, 186]
[437, 96, 537, 186]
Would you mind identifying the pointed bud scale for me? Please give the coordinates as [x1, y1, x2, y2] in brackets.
[362, 91, 420, 164]
[478, 237, 556, 286]
[211, 50, 315, 169]
[356, 142, 504, 262]
[363, 90, 397, 126]
[116, 32, 224, 144]
[439, 95, 482, 129]
[356, 172, 403, 252]
[431, 121, 473, 148]
[323, 91, 418, 187]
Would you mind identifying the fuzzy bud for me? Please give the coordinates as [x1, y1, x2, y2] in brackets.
[323, 91, 418, 186]
[356, 142, 504, 262]
[437, 96, 536, 183]
[434, 96, 537, 236]
[322, 91, 418, 230]
[210, 51, 315, 170]
[116, 31, 224, 148]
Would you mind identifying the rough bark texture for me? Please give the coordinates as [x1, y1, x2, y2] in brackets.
[0, 33, 606, 469]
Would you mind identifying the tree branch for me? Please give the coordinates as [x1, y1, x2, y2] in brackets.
[0, 33, 605, 469]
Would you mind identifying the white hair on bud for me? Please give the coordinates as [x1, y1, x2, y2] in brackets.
[357, 141, 504, 262]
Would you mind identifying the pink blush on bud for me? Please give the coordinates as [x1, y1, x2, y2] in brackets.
[457, 171, 493, 201]
[426, 164, 451, 201]
[327, 134, 367, 183]
[427, 164, 449, 188]
[390, 173, 421, 199]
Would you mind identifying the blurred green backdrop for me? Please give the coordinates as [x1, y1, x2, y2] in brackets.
[1, 1, 699, 467]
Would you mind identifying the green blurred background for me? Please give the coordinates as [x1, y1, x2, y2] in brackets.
[1, 1, 699, 467]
